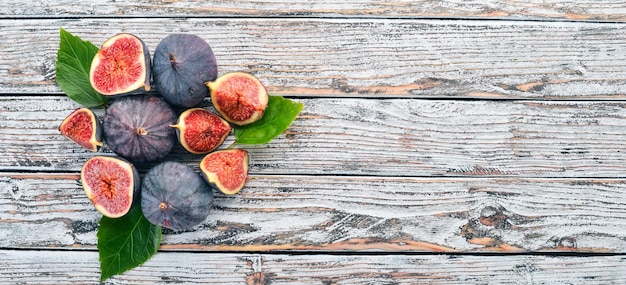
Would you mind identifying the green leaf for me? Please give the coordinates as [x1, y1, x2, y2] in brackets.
[56, 28, 108, 107]
[234, 96, 304, 145]
[97, 205, 162, 282]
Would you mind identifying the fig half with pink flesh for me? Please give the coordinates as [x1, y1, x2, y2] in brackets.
[200, 148, 249, 195]
[170, 108, 231, 154]
[89, 33, 151, 96]
[207, 72, 269, 125]
[81, 156, 139, 218]
[59, 107, 103, 152]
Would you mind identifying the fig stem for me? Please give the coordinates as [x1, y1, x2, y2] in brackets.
[137, 127, 148, 136]
[168, 52, 178, 70]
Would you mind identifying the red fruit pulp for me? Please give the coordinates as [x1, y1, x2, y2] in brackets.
[212, 75, 264, 122]
[60, 110, 95, 150]
[82, 158, 133, 216]
[91, 36, 145, 95]
[201, 149, 248, 192]
[181, 109, 231, 153]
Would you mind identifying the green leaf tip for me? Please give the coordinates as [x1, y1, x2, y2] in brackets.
[97, 205, 162, 282]
[234, 95, 304, 145]
[56, 27, 109, 107]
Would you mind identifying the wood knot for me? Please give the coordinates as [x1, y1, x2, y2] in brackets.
[557, 236, 577, 250]
[479, 205, 507, 227]
[0, 178, 21, 200]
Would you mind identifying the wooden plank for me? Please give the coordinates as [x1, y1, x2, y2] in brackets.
[0, 249, 252, 284]
[3, 96, 626, 177]
[2, 0, 626, 22]
[2, 173, 626, 252]
[1, 249, 625, 284]
[1, 19, 626, 99]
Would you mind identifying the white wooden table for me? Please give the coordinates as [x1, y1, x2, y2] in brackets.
[1, 1, 626, 284]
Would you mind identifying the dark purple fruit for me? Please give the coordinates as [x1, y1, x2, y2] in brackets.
[59, 107, 103, 152]
[200, 148, 249, 195]
[103, 95, 177, 163]
[206, 72, 268, 125]
[141, 161, 214, 230]
[81, 156, 139, 218]
[170, 108, 231, 154]
[152, 34, 218, 108]
[89, 33, 151, 96]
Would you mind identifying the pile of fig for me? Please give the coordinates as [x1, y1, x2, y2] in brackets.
[59, 33, 272, 230]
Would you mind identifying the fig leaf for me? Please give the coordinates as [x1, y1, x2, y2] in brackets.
[56, 28, 109, 107]
[234, 95, 303, 145]
[97, 205, 162, 282]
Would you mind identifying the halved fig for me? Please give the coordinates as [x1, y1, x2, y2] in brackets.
[103, 95, 177, 163]
[206, 72, 269, 125]
[152, 34, 218, 108]
[59, 107, 103, 152]
[170, 108, 231, 154]
[200, 148, 249, 195]
[89, 33, 151, 96]
[141, 161, 214, 230]
[81, 156, 139, 218]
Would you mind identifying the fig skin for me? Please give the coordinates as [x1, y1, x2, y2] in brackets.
[207, 72, 269, 126]
[59, 107, 103, 152]
[89, 33, 152, 96]
[103, 95, 177, 163]
[141, 161, 214, 230]
[152, 34, 218, 108]
[81, 156, 140, 218]
[170, 108, 232, 154]
[200, 148, 249, 195]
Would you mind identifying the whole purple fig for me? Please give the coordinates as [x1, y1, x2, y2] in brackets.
[141, 161, 214, 230]
[152, 34, 218, 108]
[103, 95, 177, 163]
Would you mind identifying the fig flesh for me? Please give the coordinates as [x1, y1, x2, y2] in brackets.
[59, 107, 103, 152]
[152, 34, 218, 108]
[207, 72, 269, 125]
[141, 161, 214, 230]
[81, 156, 139, 218]
[200, 148, 249, 195]
[170, 108, 231, 154]
[89, 33, 151, 96]
[103, 95, 177, 163]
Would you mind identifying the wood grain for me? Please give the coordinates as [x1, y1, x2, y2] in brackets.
[1, 249, 625, 284]
[3, 96, 626, 177]
[3, 1, 626, 283]
[1, 19, 626, 99]
[2, 0, 626, 22]
[2, 173, 626, 252]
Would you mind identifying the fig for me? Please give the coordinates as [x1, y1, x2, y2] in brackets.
[80, 156, 139, 218]
[89, 33, 151, 96]
[103, 95, 177, 163]
[152, 34, 218, 108]
[141, 161, 214, 230]
[59, 107, 103, 152]
[200, 148, 249, 195]
[206, 72, 269, 126]
[170, 108, 231, 154]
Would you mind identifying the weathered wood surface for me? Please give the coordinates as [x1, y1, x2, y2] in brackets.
[3, 96, 626, 177]
[2, 173, 626, 252]
[2, 250, 625, 284]
[3, 0, 626, 283]
[2, 0, 626, 22]
[1, 19, 626, 99]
